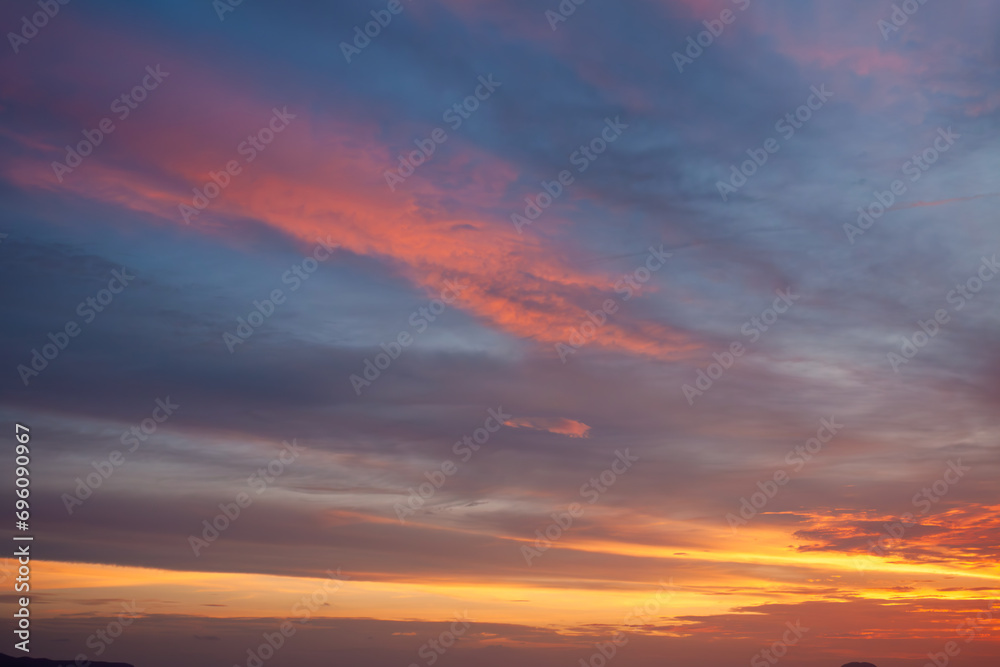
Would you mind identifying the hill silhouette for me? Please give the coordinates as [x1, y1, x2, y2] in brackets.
[0, 653, 883, 667]
[0, 655, 134, 667]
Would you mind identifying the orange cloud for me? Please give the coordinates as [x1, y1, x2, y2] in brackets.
[0, 42, 701, 362]
[503, 416, 592, 438]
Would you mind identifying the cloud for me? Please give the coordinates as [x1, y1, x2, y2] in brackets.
[887, 192, 1000, 210]
[503, 417, 592, 438]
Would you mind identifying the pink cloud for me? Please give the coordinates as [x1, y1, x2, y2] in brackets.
[503, 417, 592, 438]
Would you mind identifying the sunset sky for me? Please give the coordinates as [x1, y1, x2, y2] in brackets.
[1, 1, 999, 666]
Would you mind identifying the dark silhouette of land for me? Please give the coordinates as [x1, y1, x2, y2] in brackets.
[0, 655, 133, 667]
[0, 653, 882, 667]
